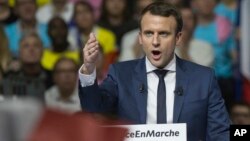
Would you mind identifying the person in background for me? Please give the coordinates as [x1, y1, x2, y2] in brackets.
[79, 2, 230, 140]
[192, 0, 237, 111]
[4, 0, 51, 57]
[118, 0, 153, 62]
[215, 0, 237, 25]
[175, 5, 196, 60]
[2, 32, 52, 101]
[86, 0, 103, 20]
[69, 1, 116, 55]
[69, 1, 117, 73]
[45, 57, 81, 114]
[231, 102, 250, 125]
[98, 0, 138, 51]
[0, 0, 18, 25]
[36, 0, 73, 24]
[0, 25, 12, 76]
[175, 5, 215, 67]
[41, 16, 80, 71]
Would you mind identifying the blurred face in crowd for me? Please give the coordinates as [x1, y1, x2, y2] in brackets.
[15, 0, 37, 21]
[136, 0, 153, 14]
[231, 105, 250, 125]
[105, 0, 126, 17]
[134, 0, 153, 20]
[0, 0, 8, 6]
[181, 7, 195, 33]
[53, 59, 78, 95]
[139, 12, 181, 68]
[49, 17, 68, 44]
[192, 0, 216, 17]
[74, 2, 94, 30]
[19, 34, 43, 64]
[52, 0, 66, 7]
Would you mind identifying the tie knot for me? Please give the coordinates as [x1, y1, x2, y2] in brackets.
[154, 69, 168, 78]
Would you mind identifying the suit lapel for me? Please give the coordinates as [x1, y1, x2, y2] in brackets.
[173, 56, 190, 123]
[133, 58, 148, 124]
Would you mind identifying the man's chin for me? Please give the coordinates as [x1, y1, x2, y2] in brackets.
[149, 59, 164, 69]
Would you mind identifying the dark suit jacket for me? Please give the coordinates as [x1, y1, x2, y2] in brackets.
[79, 56, 231, 141]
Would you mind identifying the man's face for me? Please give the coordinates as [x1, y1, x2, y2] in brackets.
[20, 36, 43, 64]
[192, 0, 216, 17]
[181, 8, 195, 32]
[231, 105, 250, 125]
[49, 18, 68, 43]
[106, 0, 126, 17]
[54, 60, 77, 93]
[139, 12, 181, 68]
[16, 0, 36, 21]
[74, 4, 94, 30]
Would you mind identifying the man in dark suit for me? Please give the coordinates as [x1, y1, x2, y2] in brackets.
[78, 2, 230, 141]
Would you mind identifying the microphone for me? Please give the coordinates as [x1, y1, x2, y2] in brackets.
[139, 84, 144, 93]
[174, 86, 183, 96]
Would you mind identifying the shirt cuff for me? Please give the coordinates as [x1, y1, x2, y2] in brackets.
[78, 64, 96, 87]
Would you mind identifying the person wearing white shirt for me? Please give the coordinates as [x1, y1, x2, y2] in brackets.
[45, 57, 81, 113]
[36, 0, 73, 24]
[78, 2, 230, 141]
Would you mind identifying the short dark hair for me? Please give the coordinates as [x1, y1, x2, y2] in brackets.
[230, 101, 250, 114]
[73, 1, 94, 20]
[139, 2, 183, 34]
[53, 57, 79, 74]
[19, 31, 43, 47]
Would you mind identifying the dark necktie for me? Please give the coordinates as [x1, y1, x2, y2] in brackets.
[154, 69, 168, 124]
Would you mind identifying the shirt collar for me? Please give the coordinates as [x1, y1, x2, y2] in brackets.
[145, 55, 176, 73]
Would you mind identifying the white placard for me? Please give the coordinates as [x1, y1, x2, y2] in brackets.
[111, 123, 187, 141]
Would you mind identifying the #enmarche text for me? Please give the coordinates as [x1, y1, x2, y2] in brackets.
[126, 129, 179, 138]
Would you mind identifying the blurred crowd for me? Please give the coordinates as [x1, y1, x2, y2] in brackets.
[0, 0, 250, 135]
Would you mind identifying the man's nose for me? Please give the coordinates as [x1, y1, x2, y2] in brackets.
[152, 34, 160, 47]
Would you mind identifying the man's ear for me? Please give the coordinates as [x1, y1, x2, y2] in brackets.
[175, 32, 182, 46]
[138, 31, 142, 45]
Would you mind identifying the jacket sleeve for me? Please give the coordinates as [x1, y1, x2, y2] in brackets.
[79, 64, 118, 114]
[206, 70, 231, 141]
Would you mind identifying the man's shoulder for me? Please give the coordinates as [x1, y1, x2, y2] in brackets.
[178, 57, 214, 74]
[113, 59, 141, 69]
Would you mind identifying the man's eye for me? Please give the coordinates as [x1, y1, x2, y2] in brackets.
[144, 32, 153, 37]
[159, 32, 168, 37]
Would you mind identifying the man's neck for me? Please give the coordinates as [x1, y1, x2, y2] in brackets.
[108, 15, 123, 26]
[79, 27, 93, 37]
[22, 63, 41, 76]
[58, 89, 74, 101]
[20, 19, 36, 30]
[198, 14, 215, 25]
[52, 41, 69, 52]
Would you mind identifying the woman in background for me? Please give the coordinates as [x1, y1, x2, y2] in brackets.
[98, 0, 137, 51]
[0, 25, 11, 77]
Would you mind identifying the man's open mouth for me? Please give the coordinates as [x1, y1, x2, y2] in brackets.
[152, 50, 161, 60]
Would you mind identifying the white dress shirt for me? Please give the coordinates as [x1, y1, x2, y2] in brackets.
[45, 86, 81, 114]
[36, 2, 74, 24]
[78, 56, 176, 123]
[145, 56, 176, 124]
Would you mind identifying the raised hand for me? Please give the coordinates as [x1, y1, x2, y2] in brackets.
[81, 33, 100, 74]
